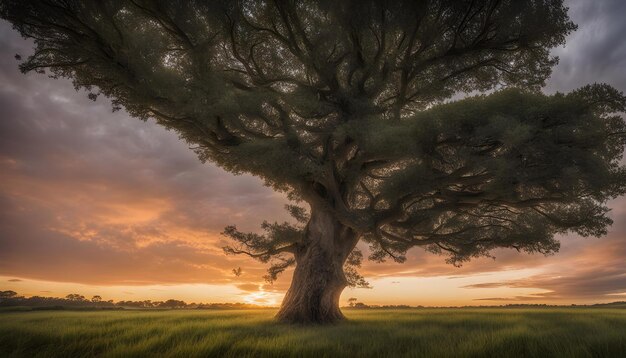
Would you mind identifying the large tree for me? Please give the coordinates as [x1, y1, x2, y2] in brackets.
[2, 0, 625, 324]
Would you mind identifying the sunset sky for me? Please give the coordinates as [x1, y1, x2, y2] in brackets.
[1, 0, 626, 307]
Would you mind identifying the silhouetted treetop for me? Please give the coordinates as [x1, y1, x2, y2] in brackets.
[0, 290, 18, 299]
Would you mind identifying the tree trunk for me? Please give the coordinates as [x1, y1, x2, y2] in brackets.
[276, 207, 358, 324]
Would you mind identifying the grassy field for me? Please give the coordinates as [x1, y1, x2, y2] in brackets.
[1, 308, 625, 357]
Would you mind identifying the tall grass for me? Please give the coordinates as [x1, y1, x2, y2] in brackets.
[1, 308, 625, 357]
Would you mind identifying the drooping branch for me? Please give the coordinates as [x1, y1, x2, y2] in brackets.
[343, 248, 371, 288]
[223, 204, 370, 285]
[222, 218, 301, 283]
[222, 220, 303, 263]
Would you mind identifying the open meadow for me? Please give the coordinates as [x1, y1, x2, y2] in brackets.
[1, 307, 625, 357]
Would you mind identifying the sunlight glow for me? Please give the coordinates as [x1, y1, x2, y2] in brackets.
[242, 291, 279, 306]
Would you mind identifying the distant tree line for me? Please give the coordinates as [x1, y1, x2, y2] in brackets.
[3, 290, 624, 310]
[0, 290, 263, 309]
[344, 298, 416, 309]
[342, 298, 581, 309]
[342, 297, 626, 309]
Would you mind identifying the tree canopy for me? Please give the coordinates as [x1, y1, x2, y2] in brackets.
[2, 0, 626, 319]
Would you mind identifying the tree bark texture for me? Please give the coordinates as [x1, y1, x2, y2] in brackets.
[276, 207, 358, 324]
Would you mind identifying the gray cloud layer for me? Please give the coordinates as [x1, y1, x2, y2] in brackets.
[547, 0, 626, 93]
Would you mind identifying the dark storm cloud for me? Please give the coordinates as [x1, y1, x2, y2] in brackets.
[546, 0, 626, 92]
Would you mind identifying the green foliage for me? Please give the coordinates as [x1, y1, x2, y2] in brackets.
[0, 0, 577, 189]
[2, 0, 624, 283]
[356, 87, 626, 264]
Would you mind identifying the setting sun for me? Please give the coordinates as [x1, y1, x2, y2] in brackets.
[243, 291, 280, 307]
